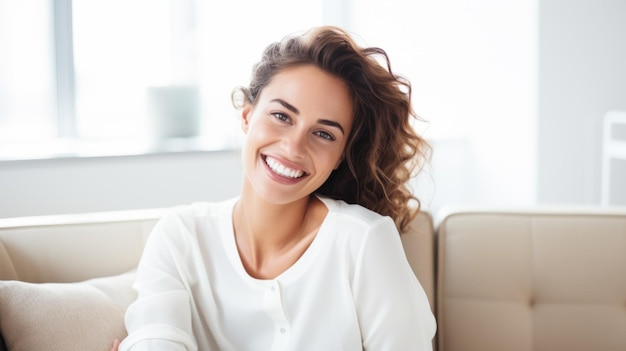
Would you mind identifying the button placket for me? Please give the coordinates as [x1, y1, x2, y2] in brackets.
[263, 280, 290, 350]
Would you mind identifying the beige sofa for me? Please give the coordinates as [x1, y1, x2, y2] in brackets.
[1, 206, 625, 350]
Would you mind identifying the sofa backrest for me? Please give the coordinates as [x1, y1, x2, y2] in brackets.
[0, 209, 165, 283]
[402, 211, 436, 312]
[0, 208, 436, 311]
[436, 208, 626, 351]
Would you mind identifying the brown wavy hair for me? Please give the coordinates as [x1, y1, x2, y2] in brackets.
[232, 26, 430, 232]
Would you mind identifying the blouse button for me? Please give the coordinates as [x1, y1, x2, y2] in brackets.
[280, 327, 287, 334]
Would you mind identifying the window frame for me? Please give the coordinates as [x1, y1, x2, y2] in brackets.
[54, 0, 76, 139]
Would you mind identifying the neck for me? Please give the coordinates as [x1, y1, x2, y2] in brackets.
[232, 185, 325, 279]
[234, 192, 312, 247]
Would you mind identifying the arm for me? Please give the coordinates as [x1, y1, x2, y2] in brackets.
[118, 213, 198, 351]
[353, 217, 436, 351]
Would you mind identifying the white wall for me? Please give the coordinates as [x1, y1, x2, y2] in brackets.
[538, 0, 626, 206]
[348, 0, 538, 214]
[0, 150, 243, 218]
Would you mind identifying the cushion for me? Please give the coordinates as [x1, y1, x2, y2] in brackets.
[0, 270, 136, 351]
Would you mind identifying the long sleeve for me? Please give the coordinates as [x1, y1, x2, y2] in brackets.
[352, 217, 436, 351]
[119, 212, 198, 351]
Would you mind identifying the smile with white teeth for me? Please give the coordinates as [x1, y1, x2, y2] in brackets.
[264, 156, 305, 179]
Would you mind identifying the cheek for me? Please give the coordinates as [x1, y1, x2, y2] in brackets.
[242, 122, 274, 161]
[246, 126, 272, 152]
[316, 149, 345, 173]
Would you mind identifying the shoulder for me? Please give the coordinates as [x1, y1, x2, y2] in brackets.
[167, 197, 236, 223]
[318, 196, 397, 234]
[316, 197, 406, 279]
[150, 197, 236, 240]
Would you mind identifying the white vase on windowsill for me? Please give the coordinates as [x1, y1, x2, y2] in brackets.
[146, 85, 200, 140]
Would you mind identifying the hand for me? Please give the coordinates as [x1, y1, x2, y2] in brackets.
[110, 339, 120, 351]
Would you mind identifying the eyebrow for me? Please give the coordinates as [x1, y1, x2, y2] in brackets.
[270, 98, 346, 135]
[271, 99, 300, 115]
[317, 119, 345, 135]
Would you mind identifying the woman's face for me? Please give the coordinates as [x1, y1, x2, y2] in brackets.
[240, 65, 354, 205]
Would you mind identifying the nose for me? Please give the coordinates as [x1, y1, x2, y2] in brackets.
[281, 128, 307, 159]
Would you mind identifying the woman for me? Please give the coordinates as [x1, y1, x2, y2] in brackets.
[114, 25, 435, 350]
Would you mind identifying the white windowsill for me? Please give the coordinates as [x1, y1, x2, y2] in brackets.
[0, 136, 240, 162]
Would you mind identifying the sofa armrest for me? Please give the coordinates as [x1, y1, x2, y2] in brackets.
[0, 241, 17, 281]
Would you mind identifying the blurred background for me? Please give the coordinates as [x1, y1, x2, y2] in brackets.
[1, 0, 625, 218]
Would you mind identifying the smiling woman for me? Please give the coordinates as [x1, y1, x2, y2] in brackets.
[115, 26, 435, 351]
[238, 65, 353, 205]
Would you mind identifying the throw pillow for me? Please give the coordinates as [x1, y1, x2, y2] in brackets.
[0, 270, 136, 351]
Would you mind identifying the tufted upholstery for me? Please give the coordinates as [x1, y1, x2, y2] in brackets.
[436, 209, 626, 351]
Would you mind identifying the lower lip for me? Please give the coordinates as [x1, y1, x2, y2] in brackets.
[262, 157, 305, 185]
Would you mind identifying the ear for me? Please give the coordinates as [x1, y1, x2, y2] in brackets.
[241, 105, 252, 133]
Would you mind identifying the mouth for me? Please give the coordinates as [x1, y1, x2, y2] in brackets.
[263, 155, 307, 179]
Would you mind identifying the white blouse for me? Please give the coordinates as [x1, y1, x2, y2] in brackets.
[119, 196, 436, 351]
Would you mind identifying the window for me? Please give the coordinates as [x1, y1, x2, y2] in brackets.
[0, 0, 326, 157]
[0, 0, 57, 143]
[72, 0, 174, 140]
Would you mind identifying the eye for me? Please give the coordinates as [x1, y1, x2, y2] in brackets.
[272, 112, 290, 123]
[314, 130, 336, 141]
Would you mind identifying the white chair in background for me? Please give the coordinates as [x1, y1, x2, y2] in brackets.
[601, 110, 626, 206]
